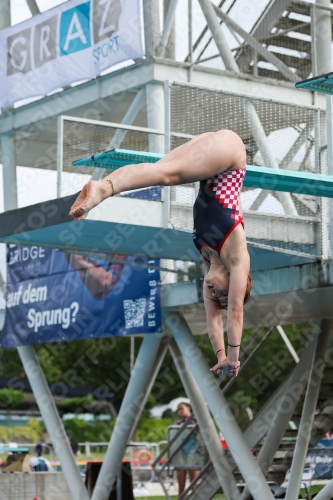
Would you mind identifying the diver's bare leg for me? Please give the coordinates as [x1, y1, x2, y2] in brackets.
[70, 130, 245, 219]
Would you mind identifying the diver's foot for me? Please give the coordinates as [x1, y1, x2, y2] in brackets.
[69, 181, 107, 220]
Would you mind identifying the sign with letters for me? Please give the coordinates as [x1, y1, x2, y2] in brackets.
[1, 245, 161, 347]
[0, 0, 143, 109]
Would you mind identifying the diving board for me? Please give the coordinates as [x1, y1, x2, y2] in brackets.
[0, 146, 330, 263]
[0, 193, 202, 262]
[295, 71, 333, 95]
[0, 193, 318, 266]
[296, 72, 333, 259]
[73, 149, 333, 199]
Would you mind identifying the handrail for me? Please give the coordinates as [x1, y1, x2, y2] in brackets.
[151, 413, 196, 467]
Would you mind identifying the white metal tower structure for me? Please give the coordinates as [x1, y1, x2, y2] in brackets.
[1, 1, 333, 499]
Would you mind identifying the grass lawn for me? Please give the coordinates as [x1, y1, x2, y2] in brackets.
[133, 485, 327, 499]
[134, 496, 225, 499]
[134, 497, 178, 500]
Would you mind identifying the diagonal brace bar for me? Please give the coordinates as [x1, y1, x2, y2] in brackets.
[250, 123, 313, 211]
[285, 319, 333, 500]
[241, 331, 319, 500]
[91, 334, 168, 500]
[91, 88, 146, 182]
[157, 0, 179, 57]
[26, 0, 40, 15]
[18, 345, 90, 500]
[164, 311, 275, 500]
[169, 337, 241, 500]
[213, 3, 300, 83]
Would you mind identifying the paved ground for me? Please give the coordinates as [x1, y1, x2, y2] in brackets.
[133, 480, 179, 497]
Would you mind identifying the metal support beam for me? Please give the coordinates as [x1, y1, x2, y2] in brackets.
[91, 88, 146, 181]
[249, 122, 313, 211]
[146, 81, 168, 228]
[56, 116, 63, 198]
[197, 0, 238, 72]
[311, 6, 318, 76]
[190, 331, 323, 500]
[197, 0, 297, 216]
[327, 95, 333, 258]
[146, 83, 165, 154]
[164, 311, 275, 500]
[185, 0, 225, 63]
[315, 0, 332, 75]
[18, 345, 89, 500]
[142, 0, 161, 57]
[280, 124, 314, 171]
[285, 319, 333, 500]
[163, 81, 171, 234]
[2, 118, 86, 499]
[1, 133, 17, 211]
[235, 0, 293, 72]
[169, 338, 241, 500]
[0, 0, 10, 29]
[26, 0, 40, 15]
[276, 325, 300, 364]
[188, 0, 193, 71]
[91, 333, 166, 500]
[126, 338, 169, 442]
[243, 331, 319, 450]
[244, 101, 298, 215]
[157, 0, 179, 58]
[105, 88, 146, 150]
[213, 4, 299, 83]
[0, 269, 5, 297]
[241, 334, 318, 500]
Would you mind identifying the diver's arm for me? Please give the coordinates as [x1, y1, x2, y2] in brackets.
[202, 266, 238, 375]
[203, 279, 226, 361]
[226, 253, 249, 363]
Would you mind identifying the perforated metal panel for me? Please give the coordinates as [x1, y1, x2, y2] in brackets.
[169, 82, 327, 259]
[61, 119, 161, 199]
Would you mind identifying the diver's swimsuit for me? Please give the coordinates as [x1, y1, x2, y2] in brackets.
[193, 167, 246, 262]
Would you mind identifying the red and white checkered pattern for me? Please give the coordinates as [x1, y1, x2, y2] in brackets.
[207, 167, 246, 221]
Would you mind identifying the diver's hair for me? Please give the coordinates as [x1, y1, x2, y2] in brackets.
[244, 273, 252, 305]
[177, 402, 192, 411]
[209, 273, 252, 310]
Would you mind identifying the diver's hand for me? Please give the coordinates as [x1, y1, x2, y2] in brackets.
[210, 357, 240, 377]
[69, 181, 109, 220]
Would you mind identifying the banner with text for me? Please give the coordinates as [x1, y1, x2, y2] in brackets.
[0, 0, 143, 108]
[1, 245, 161, 347]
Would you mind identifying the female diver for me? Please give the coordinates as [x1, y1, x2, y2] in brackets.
[69, 130, 251, 377]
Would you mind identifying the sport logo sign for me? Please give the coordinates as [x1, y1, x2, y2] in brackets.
[0, 0, 143, 109]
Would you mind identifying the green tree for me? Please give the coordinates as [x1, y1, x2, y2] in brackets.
[37, 347, 63, 382]
[162, 408, 177, 419]
[0, 418, 44, 442]
[61, 394, 94, 413]
[63, 418, 112, 443]
[0, 322, 313, 418]
[0, 388, 25, 418]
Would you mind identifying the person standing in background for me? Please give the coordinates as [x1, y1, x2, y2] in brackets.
[174, 402, 200, 497]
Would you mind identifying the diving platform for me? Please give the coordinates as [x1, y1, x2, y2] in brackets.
[1, 5, 333, 499]
[0, 144, 331, 266]
[0, 58, 325, 178]
[1, 143, 333, 330]
[73, 148, 333, 198]
[296, 71, 333, 95]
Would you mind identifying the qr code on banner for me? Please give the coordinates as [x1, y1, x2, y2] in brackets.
[123, 298, 147, 329]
